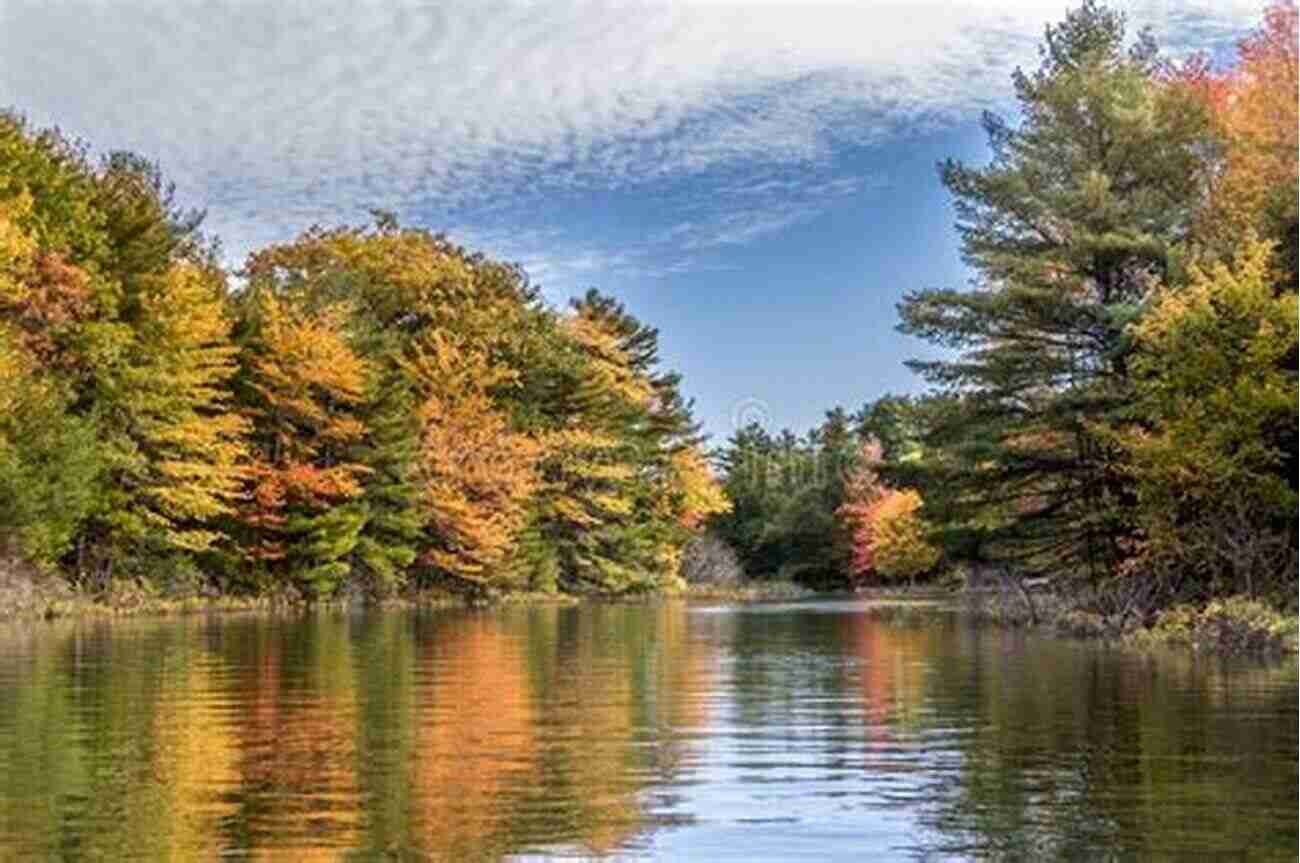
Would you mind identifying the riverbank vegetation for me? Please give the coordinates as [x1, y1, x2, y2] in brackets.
[712, 1, 1298, 648]
[0, 2, 1295, 646]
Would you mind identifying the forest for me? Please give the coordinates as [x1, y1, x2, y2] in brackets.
[0, 1, 1296, 624]
[0, 132, 729, 599]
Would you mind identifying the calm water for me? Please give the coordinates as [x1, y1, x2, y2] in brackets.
[0, 599, 1295, 861]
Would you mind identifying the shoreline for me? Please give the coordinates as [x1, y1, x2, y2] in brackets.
[0, 571, 817, 627]
[1, 571, 1294, 658]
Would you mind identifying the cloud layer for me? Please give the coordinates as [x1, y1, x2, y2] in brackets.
[2, 0, 1259, 282]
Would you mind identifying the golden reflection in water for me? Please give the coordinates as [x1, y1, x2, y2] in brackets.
[412, 612, 539, 860]
[150, 649, 240, 859]
[404, 601, 718, 859]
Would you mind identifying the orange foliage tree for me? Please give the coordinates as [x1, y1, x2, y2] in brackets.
[868, 489, 941, 585]
[1178, 1, 1298, 263]
[837, 438, 939, 585]
[243, 222, 553, 592]
[235, 292, 371, 592]
[402, 330, 541, 586]
[836, 439, 887, 582]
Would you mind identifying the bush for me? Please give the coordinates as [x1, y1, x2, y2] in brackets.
[1145, 597, 1298, 654]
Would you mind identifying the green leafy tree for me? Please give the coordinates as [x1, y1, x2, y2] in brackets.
[0, 362, 103, 569]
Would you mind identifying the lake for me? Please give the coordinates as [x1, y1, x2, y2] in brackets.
[0, 599, 1295, 860]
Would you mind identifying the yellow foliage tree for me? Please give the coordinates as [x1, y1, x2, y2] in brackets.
[870, 489, 941, 585]
[243, 222, 532, 356]
[667, 447, 731, 530]
[0, 194, 36, 418]
[114, 263, 249, 551]
[1118, 239, 1298, 595]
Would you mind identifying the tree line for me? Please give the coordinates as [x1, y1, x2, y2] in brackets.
[1, 0, 1294, 613]
[0, 125, 728, 599]
[712, 1, 1298, 614]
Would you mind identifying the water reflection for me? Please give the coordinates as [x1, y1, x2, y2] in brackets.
[0, 601, 1294, 860]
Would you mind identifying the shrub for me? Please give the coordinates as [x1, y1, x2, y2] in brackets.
[1146, 597, 1298, 654]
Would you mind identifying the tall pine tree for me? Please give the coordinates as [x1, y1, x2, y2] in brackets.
[897, 1, 1216, 581]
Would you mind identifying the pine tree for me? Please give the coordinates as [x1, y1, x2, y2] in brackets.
[561, 292, 724, 590]
[348, 370, 422, 594]
[532, 310, 650, 591]
[897, 1, 1216, 581]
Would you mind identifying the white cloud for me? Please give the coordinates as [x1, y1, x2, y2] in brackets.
[0, 0, 1260, 282]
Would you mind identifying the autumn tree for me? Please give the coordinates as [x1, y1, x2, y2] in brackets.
[869, 490, 941, 585]
[0, 116, 156, 578]
[242, 221, 560, 593]
[1118, 240, 1297, 600]
[1180, 1, 1298, 279]
[665, 447, 730, 532]
[835, 437, 943, 586]
[1176, 0, 1299, 511]
[837, 439, 887, 583]
[402, 331, 541, 588]
[0, 115, 728, 599]
[233, 293, 371, 594]
[107, 263, 249, 555]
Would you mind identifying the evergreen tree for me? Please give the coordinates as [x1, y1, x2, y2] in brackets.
[712, 410, 863, 587]
[897, 1, 1216, 580]
[348, 370, 422, 594]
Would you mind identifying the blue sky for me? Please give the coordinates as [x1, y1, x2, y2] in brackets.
[2, 0, 1255, 440]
